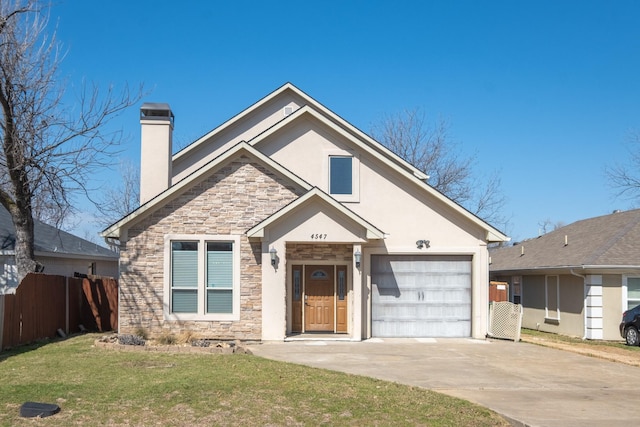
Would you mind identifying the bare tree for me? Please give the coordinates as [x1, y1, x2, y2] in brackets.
[606, 131, 640, 202]
[537, 218, 566, 235]
[95, 159, 140, 228]
[0, 0, 142, 281]
[370, 108, 507, 225]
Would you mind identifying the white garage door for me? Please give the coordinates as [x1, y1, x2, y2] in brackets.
[371, 255, 472, 337]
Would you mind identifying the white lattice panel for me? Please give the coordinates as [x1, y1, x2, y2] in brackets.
[488, 301, 523, 342]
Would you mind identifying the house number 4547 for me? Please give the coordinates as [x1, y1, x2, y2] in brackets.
[311, 234, 327, 240]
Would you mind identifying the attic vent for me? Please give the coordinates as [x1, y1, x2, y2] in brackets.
[283, 106, 294, 116]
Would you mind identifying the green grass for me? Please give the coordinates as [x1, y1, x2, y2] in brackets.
[0, 334, 509, 426]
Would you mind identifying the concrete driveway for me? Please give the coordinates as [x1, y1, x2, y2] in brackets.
[248, 338, 639, 427]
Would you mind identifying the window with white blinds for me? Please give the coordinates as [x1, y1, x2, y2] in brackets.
[206, 242, 233, 314]
[165, 235, 240, 321]
[171, 241, 199, 313]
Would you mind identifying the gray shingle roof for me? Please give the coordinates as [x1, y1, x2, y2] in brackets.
[0, 205, 117, 260]
[489, 209, 640, 271]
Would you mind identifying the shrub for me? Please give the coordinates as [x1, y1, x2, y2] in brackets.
[133, 327, 149, 340]
[178, 330, 196, 345]
[157, 332, 177, 345]
[118, 334, 146, 346]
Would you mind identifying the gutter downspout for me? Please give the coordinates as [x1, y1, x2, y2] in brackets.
[570, 268, 587, 340]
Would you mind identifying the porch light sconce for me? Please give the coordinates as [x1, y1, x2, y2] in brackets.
[416, 239, 430, 249]
[269, 247, 277, 266]
[354, 250, 361, 268]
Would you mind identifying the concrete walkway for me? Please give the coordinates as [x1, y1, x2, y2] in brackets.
[248, 338, 639, 427]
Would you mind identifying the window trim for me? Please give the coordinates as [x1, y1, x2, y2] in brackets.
[324, 150, 360, 202]
[545, 275, 560, 321]
[511, 275, 522, 305]
[163, 234, 241, 321]
[624, 276, 640, 311]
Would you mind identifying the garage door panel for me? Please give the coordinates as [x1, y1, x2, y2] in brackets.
[373, 288, 470, 304]
[371, 255, 472, 337]
[373, 302, 470, 320]
[373, 319, 471, 337]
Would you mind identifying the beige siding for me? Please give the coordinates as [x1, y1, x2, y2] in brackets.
[119, 156, 304, 340]
[521, 274, 584, 337]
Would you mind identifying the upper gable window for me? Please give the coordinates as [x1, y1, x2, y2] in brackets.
[330, 156, 353, 195]
[326, 151, 359, 202]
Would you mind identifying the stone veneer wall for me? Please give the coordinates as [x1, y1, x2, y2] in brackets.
[286, 243, 353, 262]
[119, 156, 304, 340]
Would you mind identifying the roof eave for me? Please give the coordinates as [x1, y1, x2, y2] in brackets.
[490, 264, 640, 274]
[34, 250, 118, 261]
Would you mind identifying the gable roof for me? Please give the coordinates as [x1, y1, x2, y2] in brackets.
[247, 187, 386, 240]
[489, 209, 640, 272]
[248, 104, 508, 243]
[174, 83, 429, 181]
[101, 141, 312, 239]
[0, 206, 117, 260]
[112, 83, 508, 244]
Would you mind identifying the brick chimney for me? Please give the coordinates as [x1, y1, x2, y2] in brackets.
[140, 103, 174, 204]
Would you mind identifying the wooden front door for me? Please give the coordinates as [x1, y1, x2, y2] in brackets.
[304, 265, 334, 331]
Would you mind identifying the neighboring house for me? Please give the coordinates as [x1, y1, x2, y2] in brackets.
[0, 206, 119, 294]
[101, 83, 508, 341]
[489, 209, 640, 341]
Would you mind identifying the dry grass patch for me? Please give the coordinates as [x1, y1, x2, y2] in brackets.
[521, 328, 640, 366]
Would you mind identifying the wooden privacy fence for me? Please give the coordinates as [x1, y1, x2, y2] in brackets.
[0, 273, 118, 350]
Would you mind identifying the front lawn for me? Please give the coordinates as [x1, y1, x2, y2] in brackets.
[0, 334, 509, 426]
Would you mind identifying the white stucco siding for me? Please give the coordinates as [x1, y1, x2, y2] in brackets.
[265, 199, 368, 244]
[258, 119, 487, 247]
[258, 116, 354, 193]
[172, 92, 305, 183]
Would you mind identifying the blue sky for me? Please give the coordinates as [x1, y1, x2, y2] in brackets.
[49, 1, 640, 243]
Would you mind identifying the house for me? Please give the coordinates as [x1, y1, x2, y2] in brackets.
[0, 206, 119, 294]
[489, 209, 640, 340]
[101, 83, 508, 341]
